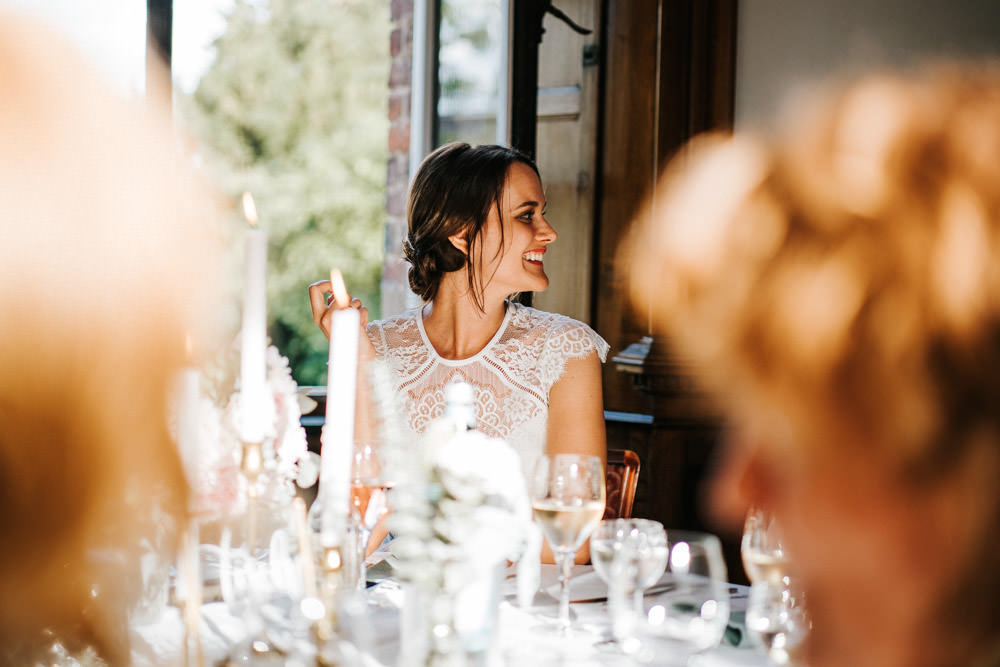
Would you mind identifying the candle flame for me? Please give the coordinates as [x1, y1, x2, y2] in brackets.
[330, 269, 350, 308]
[184, 333, 193, 359]
[242, 192, 258, 227]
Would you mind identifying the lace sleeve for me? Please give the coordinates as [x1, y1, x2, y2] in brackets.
[538, 317, 610, 390]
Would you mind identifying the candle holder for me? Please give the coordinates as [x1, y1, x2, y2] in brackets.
[240, 439, 264, 554]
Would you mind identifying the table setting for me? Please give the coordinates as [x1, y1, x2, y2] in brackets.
[128, 547, 768, 666]
[123, 196, 797, 667]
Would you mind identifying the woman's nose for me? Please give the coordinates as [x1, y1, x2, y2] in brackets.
[536, 217, 557, 244]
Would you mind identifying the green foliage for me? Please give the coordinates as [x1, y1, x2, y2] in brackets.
[177, 0, 388, 386]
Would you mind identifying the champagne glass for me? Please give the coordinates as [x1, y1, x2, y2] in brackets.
[641, 531, 730, 665]
[350, 439, 392, 587]
[530, 453, 606, 634]
[741, 506, 788, 587]
[741, 507, 810, 664]
[591, 519, 669, 651]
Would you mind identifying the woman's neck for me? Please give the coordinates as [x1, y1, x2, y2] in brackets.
[422, 274, 509, 360]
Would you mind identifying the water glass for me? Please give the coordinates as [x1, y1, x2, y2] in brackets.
[591, 519, 668, 645]
[745, 579, 810, 665]
[641, 531, 730, 663]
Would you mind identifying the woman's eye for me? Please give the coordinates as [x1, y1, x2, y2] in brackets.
[518, 210, 534, 222]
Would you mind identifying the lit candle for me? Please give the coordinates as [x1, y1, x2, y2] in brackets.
[321, 269, 359, 544]
[240, 192, 268, 443]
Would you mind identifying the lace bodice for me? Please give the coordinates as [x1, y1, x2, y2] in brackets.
[367, 302, 609, 482]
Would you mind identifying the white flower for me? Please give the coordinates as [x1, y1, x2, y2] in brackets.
[172, 340, 309, 516]
[388, 401, 535, 594]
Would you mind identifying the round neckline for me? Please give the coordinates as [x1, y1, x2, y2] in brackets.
[416, 301, 516, 366]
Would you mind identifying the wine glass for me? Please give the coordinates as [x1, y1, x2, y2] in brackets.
[741, 507, 788, 587]
[350, 439, 391, 587]
[530, 453, 606, 634]
[591, 519, 669, 651]
[641, 531, 731, 664]
[741, 507, 810, 664]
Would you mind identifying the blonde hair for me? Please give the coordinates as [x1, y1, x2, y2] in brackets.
[629, 65, 1000, 475]
[625, 64, 1000, 657]
[0, 10, 221, 662]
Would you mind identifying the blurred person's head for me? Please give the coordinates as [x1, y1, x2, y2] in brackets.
[403, 142, 552, 310]
[625, 65, 1000, 667]
[0, 10, 220, 663]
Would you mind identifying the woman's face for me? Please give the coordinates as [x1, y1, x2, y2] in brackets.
[474, 161, 557, 297]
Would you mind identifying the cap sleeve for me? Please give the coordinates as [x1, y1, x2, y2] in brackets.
[538, 316, 609, 391]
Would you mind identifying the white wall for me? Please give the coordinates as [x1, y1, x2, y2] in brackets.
[735, 0, 1000, 129]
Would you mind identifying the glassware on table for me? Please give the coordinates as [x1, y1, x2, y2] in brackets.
[741, 506, 788, 587]
[219, 505, 320, 664]
[745, 578, 810, 665]
[641, 530, 731, 664]
[591, 519, 669, 651]
[530, 453, 606, 634]
[741, 507, 810, 665]
[350, 439, 392, 588]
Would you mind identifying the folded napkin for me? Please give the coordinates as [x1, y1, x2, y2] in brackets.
[364, 551, 398, 584]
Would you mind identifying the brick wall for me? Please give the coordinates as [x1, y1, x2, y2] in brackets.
[382, 0, 414, 318]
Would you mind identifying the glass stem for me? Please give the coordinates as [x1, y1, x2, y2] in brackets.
[557, 549, 573, 631]
[357, 527, 371, 590]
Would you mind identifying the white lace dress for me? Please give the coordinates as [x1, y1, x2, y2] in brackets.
[367, 301, 609, 482]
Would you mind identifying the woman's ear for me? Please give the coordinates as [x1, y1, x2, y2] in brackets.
[448, 231, 469, 256]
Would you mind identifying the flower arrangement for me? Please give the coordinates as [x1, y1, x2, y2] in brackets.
[386, 383, 538, 595]
[185, 339, 313, 516]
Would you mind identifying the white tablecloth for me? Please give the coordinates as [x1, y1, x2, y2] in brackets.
[131, 564, 769, 666]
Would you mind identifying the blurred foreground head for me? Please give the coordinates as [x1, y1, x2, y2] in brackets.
[0, 10, 220, 663]
[625, 65, 1000, 667]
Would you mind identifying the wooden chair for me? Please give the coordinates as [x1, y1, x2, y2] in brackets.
[604, 448, 640, 519]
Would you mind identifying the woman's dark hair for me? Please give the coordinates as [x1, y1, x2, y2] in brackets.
[403, 142, 540, 310]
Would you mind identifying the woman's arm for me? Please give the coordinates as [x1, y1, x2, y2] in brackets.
[542, 350, 607, 564]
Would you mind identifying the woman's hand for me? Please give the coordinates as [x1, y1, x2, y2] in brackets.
[307, 279, 375, 360]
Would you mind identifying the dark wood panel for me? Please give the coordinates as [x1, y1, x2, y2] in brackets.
[594, 0, 741, 581]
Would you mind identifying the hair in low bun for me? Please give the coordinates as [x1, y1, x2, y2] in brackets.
[405, 142, 538, 310]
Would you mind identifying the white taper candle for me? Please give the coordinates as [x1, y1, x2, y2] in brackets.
[240, 192, 268, 443]
[321, 269, 359, 545]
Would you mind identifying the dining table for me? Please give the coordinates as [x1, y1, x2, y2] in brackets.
[129, 554, 771, 667]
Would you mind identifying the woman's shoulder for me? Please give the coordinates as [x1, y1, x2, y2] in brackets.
[507, 302, 609, 362]
[366, 308, 423, 350]
[367, 308, 420, 333]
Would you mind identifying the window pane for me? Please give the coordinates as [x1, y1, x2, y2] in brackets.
[173, 0, 391, 386]
[437, 0, 505, 146]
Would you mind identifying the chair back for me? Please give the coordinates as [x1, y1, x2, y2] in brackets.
[604, 448, 640, 519]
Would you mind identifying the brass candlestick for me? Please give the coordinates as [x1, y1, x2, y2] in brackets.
[240, 440, 264, 553]
[312, 543, 345, 665]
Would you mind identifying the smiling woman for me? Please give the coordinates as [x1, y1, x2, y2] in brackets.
[309, 142, 608, 562]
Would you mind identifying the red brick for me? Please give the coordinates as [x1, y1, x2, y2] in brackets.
[391, 28, 402, 57]
[389, 123, 410, 153]
[391, 0, 413, 21]
[389, 59, 411, 88]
